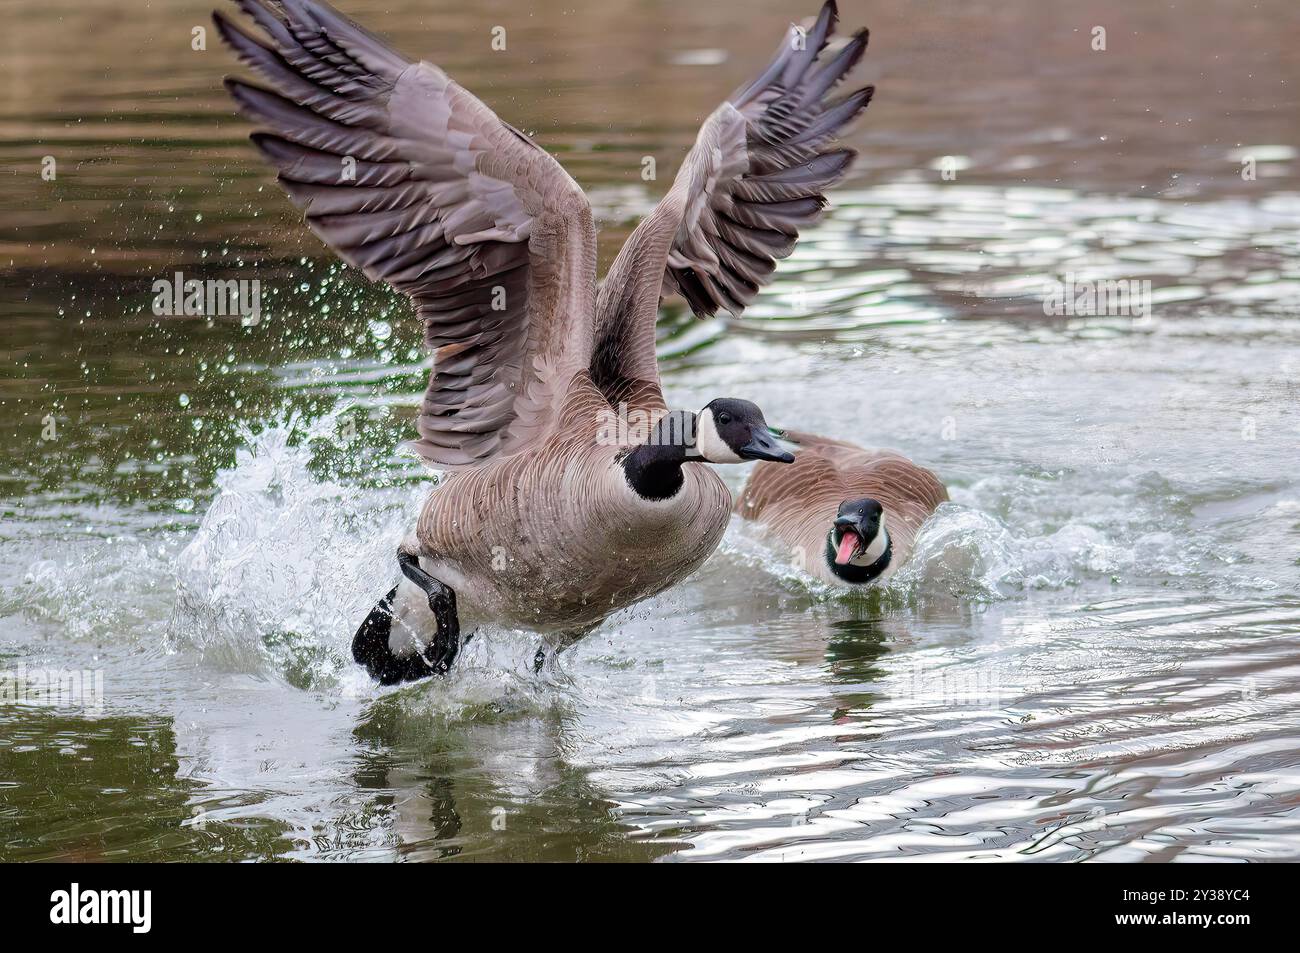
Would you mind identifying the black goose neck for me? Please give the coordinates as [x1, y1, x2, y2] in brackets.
[621, 411, 696, 501]
[623, 442, 688, 500]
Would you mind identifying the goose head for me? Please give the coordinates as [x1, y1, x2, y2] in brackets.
[694, 398, 794, 464]
[829, 498, 890, 570]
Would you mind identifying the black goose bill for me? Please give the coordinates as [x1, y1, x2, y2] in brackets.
[699, 398, 796, 464]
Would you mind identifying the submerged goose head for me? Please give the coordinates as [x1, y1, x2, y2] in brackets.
[694, 398, 795, 465]
[827, 497, 891, 582]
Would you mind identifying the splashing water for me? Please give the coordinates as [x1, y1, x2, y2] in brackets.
[170, 407, 418, 682]
[165, 407, 585, 714]
[5, 0, 1300, 857]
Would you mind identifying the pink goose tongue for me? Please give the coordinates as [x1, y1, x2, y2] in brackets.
[835, 529, 861, 565]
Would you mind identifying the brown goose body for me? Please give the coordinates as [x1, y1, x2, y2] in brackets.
[736, 431, 948, 585]
[216, 0, 874, 663]
[415, 374, 730, 635]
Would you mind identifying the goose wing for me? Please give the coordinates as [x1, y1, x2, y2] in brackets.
[735, 442, 846, 522]
[778, 430, 947, 507]
[215, 0, 596, 469]
[592, 1, 870, 410]
[778, 428, 883, 469]
[737, 432, 947, 545]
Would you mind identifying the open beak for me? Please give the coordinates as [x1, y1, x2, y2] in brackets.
[739, 427, 795, 463]
[832, 514, 866, 564]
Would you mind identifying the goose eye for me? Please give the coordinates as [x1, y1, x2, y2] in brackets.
[718, 412, 732, 425]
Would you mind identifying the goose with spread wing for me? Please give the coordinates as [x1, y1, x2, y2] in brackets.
[214, 0, 871, 681]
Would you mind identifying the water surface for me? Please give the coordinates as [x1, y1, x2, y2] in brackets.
[2, 0, 1299, 861]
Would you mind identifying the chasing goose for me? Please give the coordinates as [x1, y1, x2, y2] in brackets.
[214, 0, 871, 681]
[736, 431, 948, 585]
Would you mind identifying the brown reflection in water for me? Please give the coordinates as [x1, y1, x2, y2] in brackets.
[0, 708, 291, 861]
[350, 694, 673, 862]
[2, 0, 1296, 274]
[822, 617, 892, 719]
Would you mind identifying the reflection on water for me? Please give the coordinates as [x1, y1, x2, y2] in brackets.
[2, 0, 1299, 861]
[0, 707, 293, 861]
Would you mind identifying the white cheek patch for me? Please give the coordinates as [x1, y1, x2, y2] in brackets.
[696, 409, 743, 463]
[851, 526, 890, 566]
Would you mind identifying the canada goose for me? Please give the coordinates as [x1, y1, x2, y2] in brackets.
[735, 431, 948, 585]
[214, 0, 870, 681]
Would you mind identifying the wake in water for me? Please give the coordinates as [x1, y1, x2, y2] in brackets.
[726, 487, 1207, 607]
[12, 395, 1227, 707]
[165, 402, 1220, 687]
